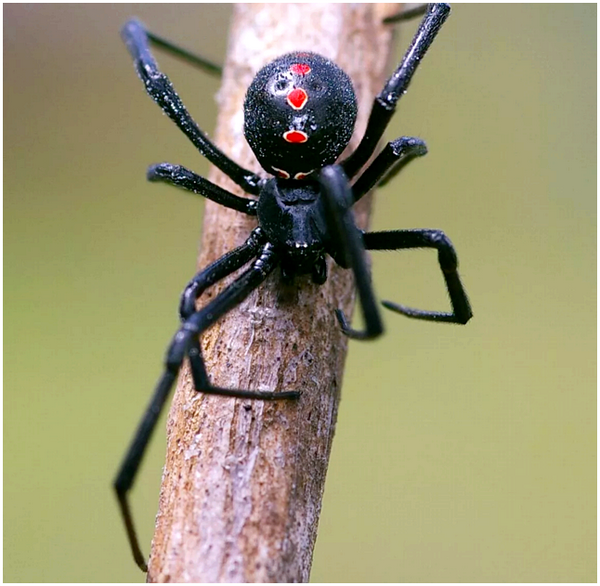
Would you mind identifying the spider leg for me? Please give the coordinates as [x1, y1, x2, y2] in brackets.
[121, 19, 262, 195]
[178, 228, 266, 387]
[363, 229, 472, 324]
[319, 166, 384, 340]
[114, 368, 175, 572]
[144, 27, 222, 76]
[351, 136, 427, 203]
[114, 241, 298, 572]
[383, 3, 429, 24]
[179, 228, 266, 319]
[168, 242, 300, 399]
[148, 163, 258, 215]
[341, 3, 451, 179]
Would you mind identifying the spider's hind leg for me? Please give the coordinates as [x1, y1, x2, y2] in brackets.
[383, 3, 428, 25]
[341, 3, 450, 179]
[144, 25, 222, 77]
[121, 19, 261, 194]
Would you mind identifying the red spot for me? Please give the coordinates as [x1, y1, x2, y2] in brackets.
[272, 166, 290, 179]
[290, 63, 311, 76]
[287, 88, 308, 110]
[283, 130, 308, 144]
[294, 170, 313, 180]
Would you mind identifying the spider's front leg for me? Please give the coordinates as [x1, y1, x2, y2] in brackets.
[169, 243, 300, 400]
[114, 240, 298, 572]
[114, 236, 264, 572]
[319, 166, 384, 340]
[177, 227, 268, 391]
[364, 229, 472, 324]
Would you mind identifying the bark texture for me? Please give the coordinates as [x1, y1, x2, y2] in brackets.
[148, 4, 400, 582]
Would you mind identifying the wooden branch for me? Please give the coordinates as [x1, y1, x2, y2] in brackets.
[148, 4, 401, 582]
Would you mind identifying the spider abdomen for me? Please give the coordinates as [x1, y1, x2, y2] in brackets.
[244, 52, 358, 180]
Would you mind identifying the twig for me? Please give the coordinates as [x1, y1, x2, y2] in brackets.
[148, 4, 400, 582]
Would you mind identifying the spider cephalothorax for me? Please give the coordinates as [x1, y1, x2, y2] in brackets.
[244, 51, 358, 180]
[117, 4, 472, 573]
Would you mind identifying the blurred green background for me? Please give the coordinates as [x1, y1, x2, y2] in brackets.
[4, 3, 596, 583]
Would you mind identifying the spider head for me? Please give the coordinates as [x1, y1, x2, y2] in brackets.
[244, 52, 357, 181]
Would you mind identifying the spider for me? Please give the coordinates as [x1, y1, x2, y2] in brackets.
[115, 3, 472, 572]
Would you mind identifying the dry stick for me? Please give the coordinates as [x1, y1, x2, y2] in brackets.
[148, 4, 401, 582]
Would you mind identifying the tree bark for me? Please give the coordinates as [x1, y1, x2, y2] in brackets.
[148, 3, 400, 582]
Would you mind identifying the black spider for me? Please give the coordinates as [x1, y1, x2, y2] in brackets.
[115, 3, 472, 572]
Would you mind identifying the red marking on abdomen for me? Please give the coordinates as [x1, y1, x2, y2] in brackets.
[294, 170, 313, 180]
[290, 63, 311, 76]
[287, 88, 308, 110]
[283, 130, 308, 144]
[271, 166, 290, 179]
